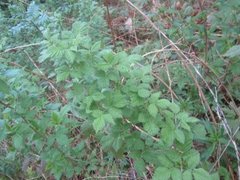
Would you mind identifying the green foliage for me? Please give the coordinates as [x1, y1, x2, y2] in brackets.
[0, 0, 239, 179]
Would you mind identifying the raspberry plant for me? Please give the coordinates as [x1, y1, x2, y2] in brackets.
[0, 0, 239, 179]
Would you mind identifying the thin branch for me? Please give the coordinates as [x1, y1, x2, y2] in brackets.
[124, 118, 160, 142]
[23, 50, 67, 104]
[2, 42, 44, 54]
[126, 2, 240, 178]
[209, 126, 240, 173]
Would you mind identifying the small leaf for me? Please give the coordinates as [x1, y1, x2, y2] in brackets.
[134, 158, 145, 177]
[51, 112, 61, 124]
[148, 104, 158, 117]
[175, 129, 185, 144]
[169, 103, 180, 114]
[93, 116, 105, 132]
[171, 168, 181, 180]
[158, 155, 174, 168]
[112, 137, 122, 151]
[144, 122, 159, 135]
[104, 114, 114, 124]
[65, 50, 76, 63]
[56, 71, 69, 82]
[149, 92, 161, 103]
[161, 126, 175, 146]
[128, 54, 143, 62]
[192, 124, 207, 140]
[56, 134, 69, 146]
[157, 99, 171, 109]
[177, 112, 189, 121]
[0, 120, 5, 128]
[92, 92, 105, 101]
[153, 167, 171, 180]
[113, 92, 128, 108]
[224, 45, 240, 58]
[13, 135, 24, 149]
[91, 41, 101, 52]
[109, 108, 122, 119]
[180, 121, 191, 131]
[211, 172, 220, 180]
[193, 168, 210, 180]
[138, 89, 151, 98]
[186, 117, 199, 123]
[138, 113, 147, 123]
[182, 170, 193, 180]
[185, 150, 200, 168]
[0, 79, 10, 94]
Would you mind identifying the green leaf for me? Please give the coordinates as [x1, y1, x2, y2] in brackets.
[112, 137, 123, 151]
[51, 112, 61, 124]
[134, 158, 145, 177]
[112, 92, 128, 108]
[211, 172, 220, 180]
[171, 168, 182, 180]
[180, 121, 191, 131]
[148, 103, 158, 117]
[92, 92, 105, 101]
[169, 103, 180, 114]
[72, 21, 87, 36]
[0, 124, 7, 143]
[93, 116, 105, 132]
[149, 92, 161, 103]
[13, 135, 24, 149]
[138, 89, 151, 98]
[185, 150, 200, 168]
[56, 71, 69, 82]
[109, 108, 122, 119]
[128, 54, 143, 62]
[153, 167, 171, 180]
[91, 41, 101, 52]
[65, 50, 76, 63]
[192, 124, 206, 140]
[158, 155, 174, 168]
[161, 126, 175, 146]
[144, 122, 159, 135]
[182, 170, 193, 180]
[175, 129, 185, 144]
[157, 99, 171, 109]
[177, 112, 189, 121]
[186, 117, 199, 123]
[224, 45, 240, 58]
[126, 138, 145, 150]
[56, 134, 69, 146]
[0, 79, 10, 94]
[103, 114, 114, 124]
[0, 120, 5, 128]
[192, 168, 211, 180]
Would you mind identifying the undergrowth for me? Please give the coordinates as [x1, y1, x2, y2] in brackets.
[0, 0, 239, 179]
